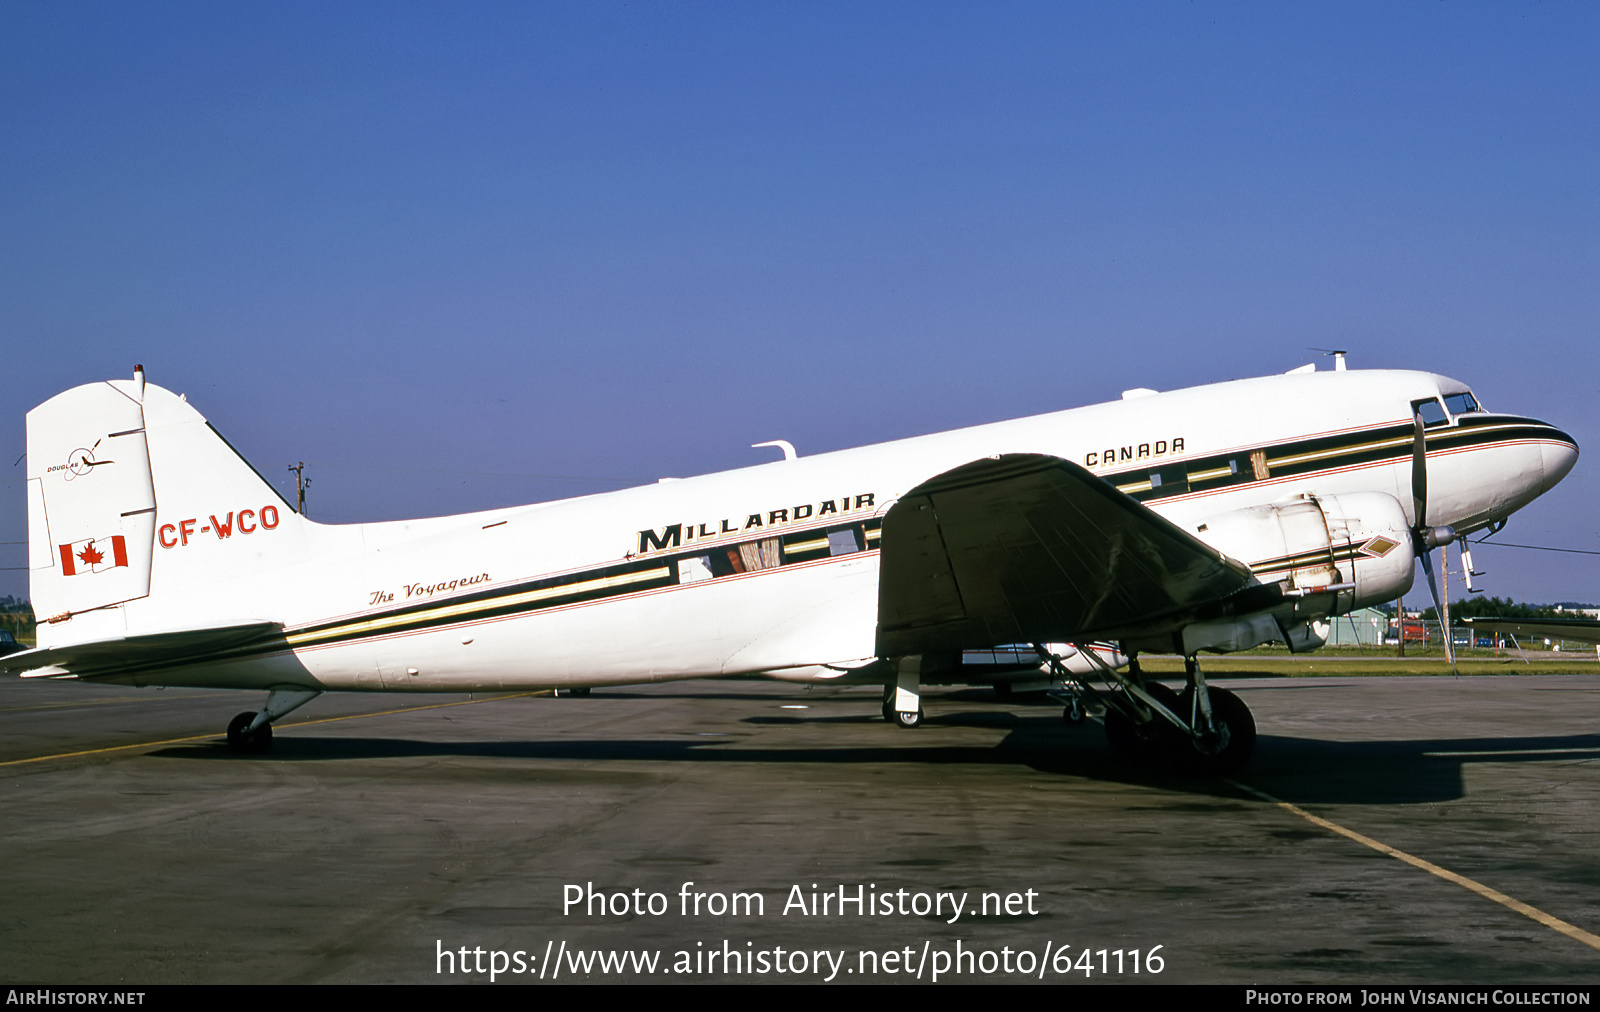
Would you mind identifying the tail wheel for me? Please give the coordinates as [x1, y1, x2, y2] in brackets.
[1103, 682, 1181, 765]
[1175, 686, 1256, 775]
[226, 711, 273, 754]
[891, 707, 924, 729]
[881, 695, 923, 727]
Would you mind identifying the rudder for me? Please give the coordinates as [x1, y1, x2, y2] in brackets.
[26, 376, 157, 625]
[28, 368, 312, 646]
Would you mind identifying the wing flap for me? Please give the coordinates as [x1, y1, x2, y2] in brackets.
[876, 454, 1253, 655]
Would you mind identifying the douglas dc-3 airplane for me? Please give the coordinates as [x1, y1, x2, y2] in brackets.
[4, 361, 1578, 773]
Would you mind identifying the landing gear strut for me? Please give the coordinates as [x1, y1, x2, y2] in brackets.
[1039, 645, 1257, 775]
[1178, 683, 1255, 775]
[1175, 656, 1256, 775]
[1102, 681, 1183, 765]
[881, 656, 925, 728]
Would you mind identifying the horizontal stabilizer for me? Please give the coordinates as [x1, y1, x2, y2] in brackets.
[877, 453, 1253, 655]
[3, 622, 285, 680]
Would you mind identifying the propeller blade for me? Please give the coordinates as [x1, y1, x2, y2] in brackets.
[1411, 410, 1428, 530]
[1419, 548, 1457, 673]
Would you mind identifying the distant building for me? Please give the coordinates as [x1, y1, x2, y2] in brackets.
[1327, 607, 1387, 646]
[1556, 606, 1600, 620]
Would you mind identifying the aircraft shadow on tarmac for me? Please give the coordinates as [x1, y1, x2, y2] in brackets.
[142, 707, 1600, 808]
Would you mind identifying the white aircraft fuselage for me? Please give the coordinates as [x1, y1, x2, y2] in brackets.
[13, 367, 1578, 709]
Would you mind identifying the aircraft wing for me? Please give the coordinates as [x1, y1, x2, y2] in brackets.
[1, 622, 285, 680]
[876, 453, 1254, 656]
[1462, 617, 1600, 646]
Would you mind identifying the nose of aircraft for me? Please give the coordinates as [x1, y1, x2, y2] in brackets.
[1540, 425, 1579, 493]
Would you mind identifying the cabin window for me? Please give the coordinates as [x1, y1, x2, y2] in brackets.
[1249, 450, 1270, 480]
[828, 529, 862, 556]
[738, 538, 783, 571]
[678, 555, 714, 584]
[1148, 465, 1189, 495]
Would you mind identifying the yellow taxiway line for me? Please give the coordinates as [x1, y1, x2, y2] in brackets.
[0, 692, 542, 768]
[0, 693, 236, 714]
[1230, 779, 1600, 953]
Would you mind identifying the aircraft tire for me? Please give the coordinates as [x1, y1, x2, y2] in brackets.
[1103, 683, 1181, 765]
[1062, 698, 1085, 724]
[892, 707, 924, 729]
[226, 711, 273, 754]
[1174, 686, 1255, 775]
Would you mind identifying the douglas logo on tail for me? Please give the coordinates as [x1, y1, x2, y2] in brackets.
[5, 360, 1577, 772]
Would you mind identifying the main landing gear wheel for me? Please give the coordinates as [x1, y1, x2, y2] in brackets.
[1174, 686, 1256, 776]
[1061, 697, 1085, 724]
[1103, 683, 1181, 766]
[226, 711, 273, 754]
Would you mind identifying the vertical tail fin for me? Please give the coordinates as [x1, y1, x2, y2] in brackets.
[27, 370, 312, 646]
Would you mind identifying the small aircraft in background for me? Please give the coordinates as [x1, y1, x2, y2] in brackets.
[5, 360, 1576, 773]
[1463, 616, 1600, 653]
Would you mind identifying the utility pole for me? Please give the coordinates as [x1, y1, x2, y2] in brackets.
[288, 462, 311, 515]
[1395, 595, 1405, 658]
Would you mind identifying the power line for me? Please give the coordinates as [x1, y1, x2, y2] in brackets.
[1473, 539, 1600, 557]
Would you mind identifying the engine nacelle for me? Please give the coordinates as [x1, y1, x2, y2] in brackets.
[1193, 491, 1416, 616]
[1042, 641, 1128, 677]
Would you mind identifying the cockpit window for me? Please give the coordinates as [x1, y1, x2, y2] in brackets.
[1414, 398, 1448, 427]
[1443, 392, 1480, 416]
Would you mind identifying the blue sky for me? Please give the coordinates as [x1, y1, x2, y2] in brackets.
[2, 2, 1596, 604]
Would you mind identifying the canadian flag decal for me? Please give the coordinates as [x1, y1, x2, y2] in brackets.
[59, 536, 129, 576]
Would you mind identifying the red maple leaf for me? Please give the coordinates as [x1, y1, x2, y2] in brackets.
[77, 543, 104, 567]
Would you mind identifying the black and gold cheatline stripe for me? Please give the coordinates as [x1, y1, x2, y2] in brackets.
[65, 518, 887, 681]
[1106, 415, 1575, 503]
[279, 517, 886, 653]
[1247, 539, 1396, 578]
